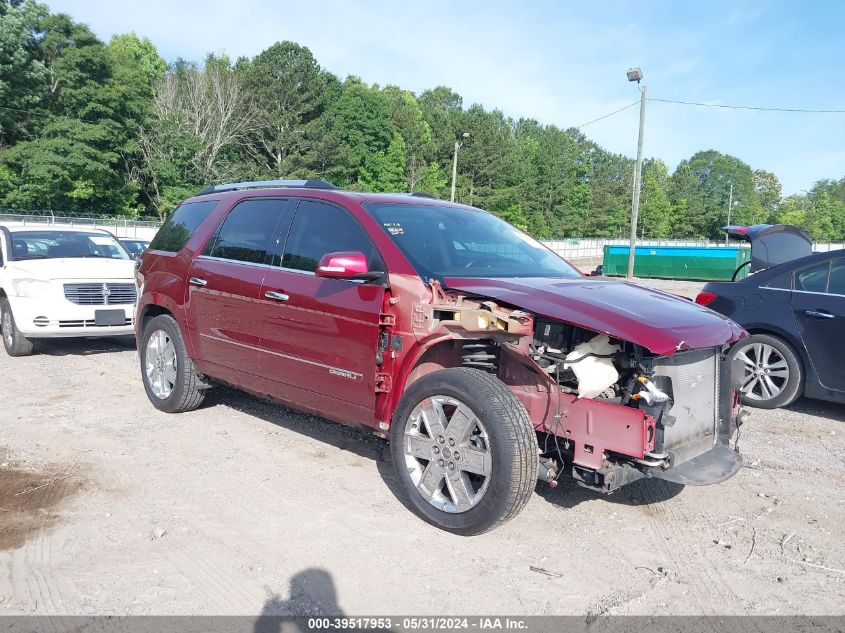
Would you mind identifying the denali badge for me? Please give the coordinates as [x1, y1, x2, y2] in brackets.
[329, 368, 359, 381]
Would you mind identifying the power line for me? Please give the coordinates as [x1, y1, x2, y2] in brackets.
[649, 98, 845, 113]
[575, 101, 639, 129]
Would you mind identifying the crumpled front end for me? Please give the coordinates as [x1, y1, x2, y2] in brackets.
[405, 285, 746, 494]
[502, 317, 745, 493]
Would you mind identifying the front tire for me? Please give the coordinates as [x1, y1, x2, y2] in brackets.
[390, 368, 538, 535]
[730, 333, 802, 409]
[1, 298, 34, 357]
[140, 314, 206, 413]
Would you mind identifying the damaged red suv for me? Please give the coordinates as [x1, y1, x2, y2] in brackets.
[135, 180, 748, 535]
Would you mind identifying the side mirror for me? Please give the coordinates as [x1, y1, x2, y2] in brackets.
[316, 251, 383, 281]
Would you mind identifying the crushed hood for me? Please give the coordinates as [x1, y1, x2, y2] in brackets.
[443, 277, 746, 355]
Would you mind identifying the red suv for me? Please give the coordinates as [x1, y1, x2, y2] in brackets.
[136, 180, 748, 535]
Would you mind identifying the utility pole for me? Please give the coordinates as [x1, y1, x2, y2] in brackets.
[725, 183, 734, 245]
[626, 71, 646, 279]
[450, 132, 469, 203]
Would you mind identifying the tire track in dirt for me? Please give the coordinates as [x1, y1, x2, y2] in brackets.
[639, 480, 767, 633]
[18, 458, 82, 616]
[161, 540, 258, 614]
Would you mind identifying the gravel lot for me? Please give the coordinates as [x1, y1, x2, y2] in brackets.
[0, 275, 843, 616]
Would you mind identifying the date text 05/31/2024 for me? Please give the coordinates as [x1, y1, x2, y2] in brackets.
[306, 617, 528, 630]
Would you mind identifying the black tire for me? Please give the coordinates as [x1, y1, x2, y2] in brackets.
[1, 297, 34, 357]
[389, 367, 538, 535]
[730, 333, 803, 409]
[140, 314, 206, 413]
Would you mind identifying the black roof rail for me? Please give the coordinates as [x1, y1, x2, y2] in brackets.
[197, 179, 338, 195]
[409, 192, 437, 199]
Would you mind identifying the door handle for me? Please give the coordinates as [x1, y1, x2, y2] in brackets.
[265, 290, 289, 301]
[189, 277, 207, 287]
[804, 310, 834, 319]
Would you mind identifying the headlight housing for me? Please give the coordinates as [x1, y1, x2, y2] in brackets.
[12, 278, 52, 299]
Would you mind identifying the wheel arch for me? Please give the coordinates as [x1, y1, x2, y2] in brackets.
[386, 335, 541, 427]
[737, 326, 808, 395]
[136, 293, 196, 358]
[387, 336, 503, 425]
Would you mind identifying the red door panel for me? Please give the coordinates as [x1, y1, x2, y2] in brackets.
[258, 269, 384, 419]
[185, 257, 266, 374]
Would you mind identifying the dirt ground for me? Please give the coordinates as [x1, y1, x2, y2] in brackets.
[0, 276, 843, 616]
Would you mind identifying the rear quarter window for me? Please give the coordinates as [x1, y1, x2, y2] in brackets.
[764, 271, 792, 289]
[795, 261, 829, 293]
[149, 201, 219, 253]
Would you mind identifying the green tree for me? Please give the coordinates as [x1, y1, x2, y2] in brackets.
[313, 78, 394, 187]
[359, 132, 406, 192]
[753, 168, 782, 222]
[241, 41, 333, 177]
[639, 159, 672, 238]
[382, 86, 434, 190]
[0, 0, 49, 146]
[0, 12, 140, 213]
[669, 150, 765, 238]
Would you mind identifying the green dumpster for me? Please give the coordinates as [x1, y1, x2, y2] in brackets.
[602, 245, 751, 281]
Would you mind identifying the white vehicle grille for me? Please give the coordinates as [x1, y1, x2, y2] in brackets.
[63, 283, 137, 306]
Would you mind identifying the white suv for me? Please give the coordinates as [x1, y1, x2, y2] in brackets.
[0, 226, 137, 356]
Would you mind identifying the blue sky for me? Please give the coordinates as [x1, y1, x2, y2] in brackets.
[48, 0, 845, 194]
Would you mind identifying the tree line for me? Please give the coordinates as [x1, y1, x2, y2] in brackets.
[1, 0, 843, 241]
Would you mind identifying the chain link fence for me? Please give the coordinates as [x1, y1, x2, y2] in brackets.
[0, 209, 162, 239]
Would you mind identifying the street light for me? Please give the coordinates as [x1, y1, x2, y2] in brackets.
[626, 67, 646, 279]
[450, 132, 470, 203]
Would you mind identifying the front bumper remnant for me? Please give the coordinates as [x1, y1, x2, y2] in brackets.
[648, 443, 742, 485]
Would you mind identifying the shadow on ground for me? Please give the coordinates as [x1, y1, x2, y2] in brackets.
[255, 568, 343, 632]
[534, 476, 684, 510]
[34, 335, 135, 357]
[204, 387, 686, 518]
[785, 397, 844, 423]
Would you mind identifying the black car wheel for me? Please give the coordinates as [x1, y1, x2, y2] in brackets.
[730, 334, 803, 409]
[140, 314, 207, 413]
[1, 298, 34, 357]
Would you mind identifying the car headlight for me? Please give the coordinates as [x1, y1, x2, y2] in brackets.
[12, 279, 52, 299]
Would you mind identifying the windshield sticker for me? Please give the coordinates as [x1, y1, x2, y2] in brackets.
[89, 236, 115, 246]
[384, 222, 404, 236]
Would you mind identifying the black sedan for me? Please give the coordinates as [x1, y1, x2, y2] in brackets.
[696, 249, 845, 408]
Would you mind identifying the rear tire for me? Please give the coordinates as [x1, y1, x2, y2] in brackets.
[730, 333, 802, 409]
[1, 298, 34, 357]
[140, 314, 206, 413]
[390, 368, 538, 535]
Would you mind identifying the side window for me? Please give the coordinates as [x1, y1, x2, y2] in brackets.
[764, 271, 791, 290]
[149, 200, 218, 253]
[795, 261, 829, 293]
[280, 201, 383, 273]
[827, 258, 845, 296]
[205, 199, 289, 265]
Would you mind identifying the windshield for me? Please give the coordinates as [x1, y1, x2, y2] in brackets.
[10, 231, 131, 261]
[364, 203, 581, 281]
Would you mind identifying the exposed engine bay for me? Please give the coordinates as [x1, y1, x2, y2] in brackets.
[413, 288, 743, 494]
[530, 318, 670, 407]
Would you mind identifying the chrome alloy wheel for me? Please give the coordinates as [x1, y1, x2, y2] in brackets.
[145, 329, 177, 399]
[2, 308, 12, 348]
[403, 395, 492, 513]
[735, 342, 789, 402]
